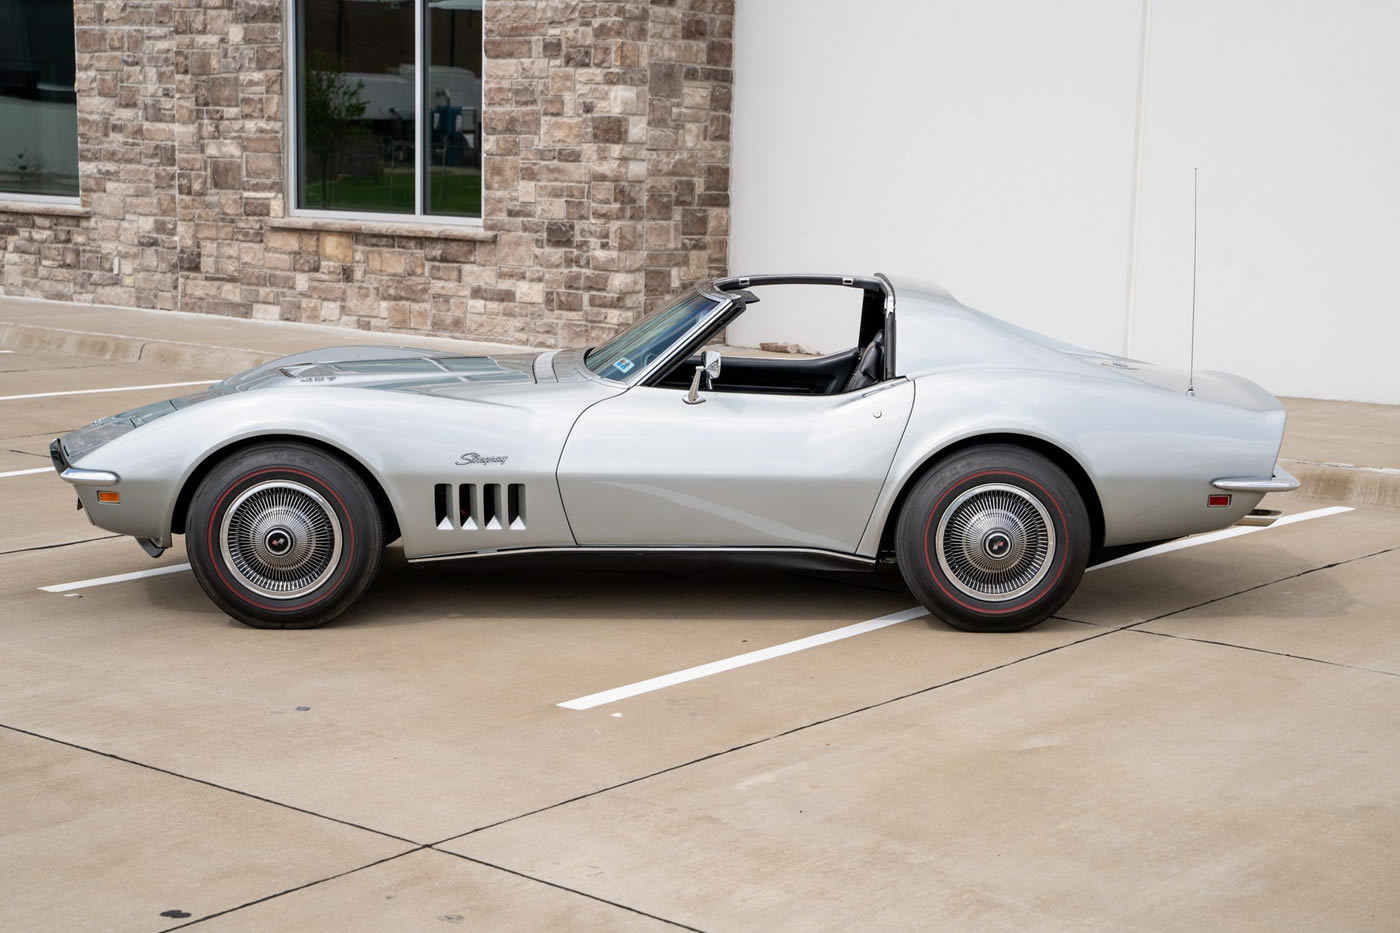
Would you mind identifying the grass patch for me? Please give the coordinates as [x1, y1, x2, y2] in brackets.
[302, 172, 481, 217]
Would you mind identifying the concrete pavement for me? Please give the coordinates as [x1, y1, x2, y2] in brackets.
[1, 305, 1398, 931]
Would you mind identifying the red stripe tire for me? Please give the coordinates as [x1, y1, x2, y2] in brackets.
[186, 443, 384, 629]
[895, 445, 1089, 632]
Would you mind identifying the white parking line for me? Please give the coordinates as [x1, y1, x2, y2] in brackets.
[0, 350, 14, 354]
[0, 466, 51, 478]
[557, 607, 932, 710]
[31, 505, 1355, 695]
[556, 504, 1355, 710]
[1087, 506, 1353, 571]
[0, 380, 214, 402]
[39, 563, 192, 593]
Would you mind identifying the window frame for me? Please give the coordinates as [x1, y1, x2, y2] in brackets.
[639, 285, 897, 399]
[0, 190, 80, 206]
[284, 0, 485, 227]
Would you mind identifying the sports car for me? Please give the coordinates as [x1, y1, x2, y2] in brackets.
[52, 273, 1299, 631]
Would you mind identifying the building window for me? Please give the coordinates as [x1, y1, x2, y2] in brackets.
[0, 1, 79, 200]
[294, 0, 483, 221]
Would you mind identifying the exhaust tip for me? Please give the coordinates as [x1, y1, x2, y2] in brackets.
[1237, 509, 1283, 528]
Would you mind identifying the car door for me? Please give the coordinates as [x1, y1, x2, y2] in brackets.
[557, 378, 915, 553]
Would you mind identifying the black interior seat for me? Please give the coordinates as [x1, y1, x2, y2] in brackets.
[659, 348, 860, 396]
[842, 329, 884, 392]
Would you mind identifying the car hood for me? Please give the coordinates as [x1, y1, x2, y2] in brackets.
[218, 345, 545, 393]
[60, 346, 579, 461]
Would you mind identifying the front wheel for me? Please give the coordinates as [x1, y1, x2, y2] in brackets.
[186, 443, 384, 629]
[895, 445, 1089, 632]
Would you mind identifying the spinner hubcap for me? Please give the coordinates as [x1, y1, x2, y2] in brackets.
[982, 530, 1013, 560]
[935, 483, 1056, 602]
[218, 480, 342, 599]
[264, 527, 294, 557]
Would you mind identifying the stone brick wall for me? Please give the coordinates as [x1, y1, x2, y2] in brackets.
[0, 0, 733, 348]
[1, 0, 181, 309]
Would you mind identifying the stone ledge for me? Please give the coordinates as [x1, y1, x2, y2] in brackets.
[266, 215, 497, 242]
[0, 199, 91, 218]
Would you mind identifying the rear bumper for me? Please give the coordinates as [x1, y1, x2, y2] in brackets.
[1212, 463, 1301, 494]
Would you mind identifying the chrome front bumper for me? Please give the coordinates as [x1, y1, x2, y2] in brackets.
[51, 438, 119, 486]
[59, 467, 120, 486]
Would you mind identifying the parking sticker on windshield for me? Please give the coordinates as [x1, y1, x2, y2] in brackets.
[613, 357, 635, 374]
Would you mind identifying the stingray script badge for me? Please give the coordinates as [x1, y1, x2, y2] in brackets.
[455, 452, 509, 466]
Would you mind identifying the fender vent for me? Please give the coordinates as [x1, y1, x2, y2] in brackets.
[508, 484, 526, 530]
[433, 483, 524, 531]
[458, 484, 478, 530]
[433, 484, 452, 530]
[482, 484, 499, 529]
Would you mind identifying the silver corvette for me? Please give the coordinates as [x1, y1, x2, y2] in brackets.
[52, 273, 1299, 631]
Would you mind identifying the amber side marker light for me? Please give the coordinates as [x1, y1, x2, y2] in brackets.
[1207, 494, 1231, 508]
[96, 491, 120, 503]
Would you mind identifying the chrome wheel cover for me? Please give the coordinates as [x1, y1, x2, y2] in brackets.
[935, 483, 1056, 602]
[218, 480, 343, 600]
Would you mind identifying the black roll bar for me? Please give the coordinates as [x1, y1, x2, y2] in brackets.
[712, 273, 897, 381]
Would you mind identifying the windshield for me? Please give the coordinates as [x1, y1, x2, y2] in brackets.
[584, 291, 721, 382]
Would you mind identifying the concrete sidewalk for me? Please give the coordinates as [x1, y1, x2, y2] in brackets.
[0, 295, 536, 374]
[1278, 397, 1400, 509]
[3, 295, 1397, 508]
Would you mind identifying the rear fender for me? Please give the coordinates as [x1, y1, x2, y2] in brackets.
[859, 370, 1282, 554]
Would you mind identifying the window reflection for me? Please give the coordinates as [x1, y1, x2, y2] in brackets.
[427, 0, 482, 217]
[298, 0, 416, 214]
[0, 0, 79, 198]
[296, 0, 482, 219]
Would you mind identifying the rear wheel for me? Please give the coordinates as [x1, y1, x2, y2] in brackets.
[895, 445, 1089, 632]
[186, 443, 383, 629]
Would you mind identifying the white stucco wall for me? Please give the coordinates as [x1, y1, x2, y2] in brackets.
[729, 0, 1400, 404]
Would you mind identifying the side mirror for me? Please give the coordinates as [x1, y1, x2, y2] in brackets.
[684, 350, 722, 405]
[702, 349, 722, 383]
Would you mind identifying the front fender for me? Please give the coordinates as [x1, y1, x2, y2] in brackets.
[66, 382, 609, 556]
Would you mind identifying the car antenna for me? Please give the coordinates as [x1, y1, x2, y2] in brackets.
[1187, 167, 1198, 397]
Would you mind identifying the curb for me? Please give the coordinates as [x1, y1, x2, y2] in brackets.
[0, 317, 533, 376]
[0, 322, 276, 373]
[1282, 458, 1400, 512]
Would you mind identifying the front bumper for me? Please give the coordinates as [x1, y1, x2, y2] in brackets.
[1212, 463, 1301, 494]
[49, 436, 68, 473]
[60, 467, 120, 486]
[51, 436, 169, 551]
[52, 438, 120, 486]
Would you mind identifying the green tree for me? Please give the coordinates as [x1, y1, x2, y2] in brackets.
[304, 52, 366, 206]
